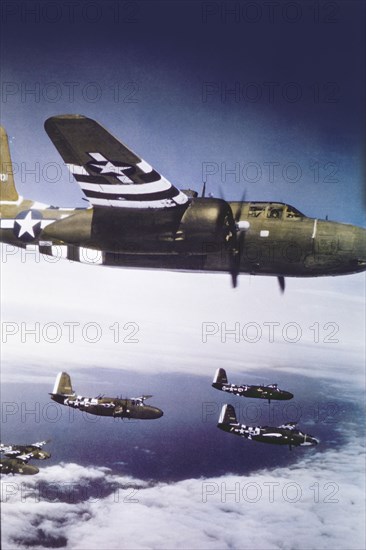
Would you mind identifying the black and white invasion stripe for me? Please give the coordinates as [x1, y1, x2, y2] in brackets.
[66, 153, 188, 209]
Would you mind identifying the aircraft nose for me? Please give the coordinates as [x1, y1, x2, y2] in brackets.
[39, 452, 51, 459]
[353, 226, 366, 271]
[23, 465, 40, 475]
[153, 408, 164, 419]
[145, 406, 163, 419]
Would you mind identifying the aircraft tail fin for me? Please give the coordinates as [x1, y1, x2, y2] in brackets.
[44, 115, 188, 209]
[218, 404, 237, 426]
[0, 127, 19, 203]
[51, 372, 75, 396]
[212, 368, 228, 388]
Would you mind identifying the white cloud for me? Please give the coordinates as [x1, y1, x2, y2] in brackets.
[1, 441, 364, 550]
[1, 247, 365, 386]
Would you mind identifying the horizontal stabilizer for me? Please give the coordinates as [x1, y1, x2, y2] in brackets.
[32, 440, 50, 448]
[45, 115, 188, 209]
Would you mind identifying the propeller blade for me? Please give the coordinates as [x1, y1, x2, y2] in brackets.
[230, 266, 239, 288]
[201, 181, 206, 198]
[231, 190, 247, 223]
[278, 276, 285, 293]
[228, 192, 248, 289]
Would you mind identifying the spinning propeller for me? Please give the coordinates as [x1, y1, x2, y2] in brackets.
[228, 192, 249, 288]
[229, 199, 286, 293]
[203, 183, 286, 292]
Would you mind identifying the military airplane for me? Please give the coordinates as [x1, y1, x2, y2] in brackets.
[0, 117, 365, 290]
[50, 372, 163, 419]
[217, 404, 318, 450]
[0, 457, 40, 476]
[0, 440, 51, 460]
[212, 368, 293, 403]
[0, 440, 51, 475]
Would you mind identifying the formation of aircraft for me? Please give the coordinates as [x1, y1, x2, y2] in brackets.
[212, 368, 293, 403]
[1, 116, 365, 290]
[0, 440, 51, 475]
[50, 372, 164, 419]
[217, 404, 318, 450]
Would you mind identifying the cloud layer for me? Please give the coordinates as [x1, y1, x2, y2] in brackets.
[2, 248, 365, 387]
[1, 438, 365, 550]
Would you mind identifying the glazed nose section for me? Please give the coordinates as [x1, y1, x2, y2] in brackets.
[38, 451, 51, 459]
[302, 434, 319, 446]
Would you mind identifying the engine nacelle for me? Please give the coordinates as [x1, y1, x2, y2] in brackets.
[175, 198, 236, 254]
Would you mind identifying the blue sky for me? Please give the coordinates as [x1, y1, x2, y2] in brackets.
[1, 1, 365, 549]
[1, 0, 365, 223]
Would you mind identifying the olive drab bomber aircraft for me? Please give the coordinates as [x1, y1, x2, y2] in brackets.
[0, 440, 51, 475]
[217, 404, 318, 450]
[50, 372, 164, 420]
[212, 368, 293, 403]
[1, 116, 365, 290]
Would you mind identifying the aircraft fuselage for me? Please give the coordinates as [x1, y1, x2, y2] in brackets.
[50, 393, 163, 420]
[218, 421, 318, 447]
[1, 198, 365, 279]
[0, 458, 39, 475]
[212, 382, 293, 401]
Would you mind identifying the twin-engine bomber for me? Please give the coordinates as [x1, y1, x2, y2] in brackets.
[50, 372, 164, 420]
[0, 440, 51, 475]
[217, 404, 318, 450]
[212, 368, 293, 403]
[1, 116, 365, 290]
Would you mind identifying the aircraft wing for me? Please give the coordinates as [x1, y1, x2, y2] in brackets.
[279, 423, 297, 430]
[45, 115, 188, 209]
[1, 448, 20, 456]
[31, 440, 50, 448]
[15, 452, 33, 462]
[134, 395, 153, 402]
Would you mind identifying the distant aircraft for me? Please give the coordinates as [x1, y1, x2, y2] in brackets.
[50, 372, 163, 419]
[0, 440, 51, 460]
[1, 117, 365, 291]
[0, 458, 39, 476]
[0, 440, 51, 475]
[212, 368, 293, 403]
[217, 404, 318, 450]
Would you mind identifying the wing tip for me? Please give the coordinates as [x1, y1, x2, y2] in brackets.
[44, 114, 88, 133]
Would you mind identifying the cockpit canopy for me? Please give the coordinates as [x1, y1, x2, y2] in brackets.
[248, 202, 304, 220]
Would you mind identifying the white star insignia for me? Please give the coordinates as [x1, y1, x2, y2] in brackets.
[91, 161, 131, 176]
[16, 211, 40, 238]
